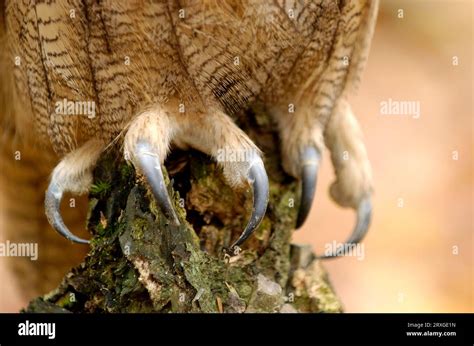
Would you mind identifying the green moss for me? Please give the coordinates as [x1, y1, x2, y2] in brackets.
[254, 217, 271, 241]
[28, 109, 342, 313]
[90, 181, 111, 197]
[56, 293, 77, 309]
[131, 218, 147, 240]
[120, 163, 134, 180]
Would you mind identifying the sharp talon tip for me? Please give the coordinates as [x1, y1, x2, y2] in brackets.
[296, 146, 321, 230]
[45, 181, 90, 244]
[169, 216, 181, 227]
[135, 140, 181, 226]
[319, 197, 372, 259]
[229, 157, 269, 250]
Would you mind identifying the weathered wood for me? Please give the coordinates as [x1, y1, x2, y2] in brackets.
[26, 107, 342, 313]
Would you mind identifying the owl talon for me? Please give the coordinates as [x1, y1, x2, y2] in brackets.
[296, 146, 321, 229]
[135, 140, 180, 226]
[228, 156, 269, 251]
[45, 180, 90, 244]
[319, 197, 372, 258]
[295, 146, 372, 258]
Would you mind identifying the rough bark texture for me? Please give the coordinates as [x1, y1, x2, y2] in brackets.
[25, 107, 342, 313]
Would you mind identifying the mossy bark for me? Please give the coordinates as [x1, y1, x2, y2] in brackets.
[26, 107, 342, 313]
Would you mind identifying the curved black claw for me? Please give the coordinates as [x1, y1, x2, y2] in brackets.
[227, 157, 269, 255]
[135, 140, 180, 226]
[296, 146, 321, 229]
[45, 180, 90, 244]
[319, 197, 372, 259]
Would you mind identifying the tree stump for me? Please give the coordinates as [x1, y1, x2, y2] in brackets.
[25, 106, 342, 313]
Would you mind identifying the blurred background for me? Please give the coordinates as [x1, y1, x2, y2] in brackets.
[0, 0, 472, 312]
[293, 0, 473, 312]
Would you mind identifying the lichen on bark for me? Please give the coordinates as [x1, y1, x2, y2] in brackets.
[26, 107, 342, 313]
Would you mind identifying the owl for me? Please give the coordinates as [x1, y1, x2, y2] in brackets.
[0, 0, 377, 297]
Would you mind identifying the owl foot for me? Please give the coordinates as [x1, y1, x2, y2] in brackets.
[295, 146, 372, 258]
[133, 138, 269, 256]
[45, 140, 105, 244]
[293, 145, 372, 258]
[45, 107, 269, 253]
[275, 98, 373, 258]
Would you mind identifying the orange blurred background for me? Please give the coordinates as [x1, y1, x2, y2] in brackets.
[0, 0, 472, 312]
[293, 0, 473, 312]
